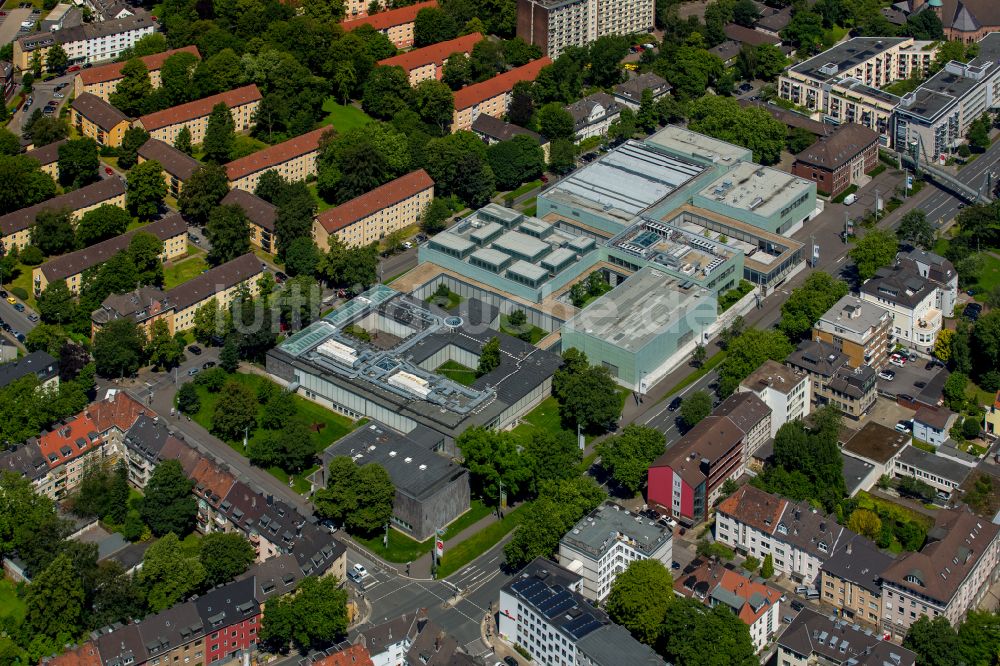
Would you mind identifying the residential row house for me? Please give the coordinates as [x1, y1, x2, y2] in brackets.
[221, 189, 278, 254]
[340, 0, 436, 49]
[73, 45, 201, 100]
[786, 339, 878, 420]
[12, 10, 157, 70]
[224, 126, 330, 192]
[813, 295, 893, 370]
[451, 57, 552, 132]
[611, 72, 672, 110]
[647, 391, 771, 524]
[313, 169, 434, 249]
[376, 32, 482, 86]
[778, 608, 917, 666]
[24, 138, 66, 181]
[71, 92, 132, 147]
[134, 84, 262, 147]
[0, 176, 126, 253]
[820, 536, 896, 629]
[34, 213, 187, 295]
[138, 138, 203, 197]
[354, 612, 464, 666]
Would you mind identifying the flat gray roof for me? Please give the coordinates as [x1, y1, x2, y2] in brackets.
[817, 295, 890, 336]
[561, 502, 672, 559]
[507, 259, 548, 282]
[646, 125, 749, 165]
[543, 140, 706, 223]
[493, 230, 550, 260]
[897, 445, 973, 485]
[699, 162, 813, 218]
[470, 247, 511, 267]
[562, 266, 715, 351]
[790, 37, 910, 82]
[428, 232, 475, 254]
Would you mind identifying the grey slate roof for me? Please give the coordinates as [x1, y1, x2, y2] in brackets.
[779, 608, 917, 665]
[821, 535, 895, 595]
[240, 553, 301, 601]
[564, 92, 620, 132]
[71, 92, 130, 130]
[165, 253, 262, 312]
[794, 123, 878, 171]
[221, 188, 278, 231]
[138, 138, 201, 181]
[25, 138, 67, 166]
[612, 72, 671, 105]
[576, 623, 667, 666]
[0, 350, 58, 389]
[471, 114, 544, 144]
[896, 445, 973, 487]
[860, 265, 935, 309]
[194, 576, 259, 632]
[0, 440, 48, 481]
[123, 414, 174, 463]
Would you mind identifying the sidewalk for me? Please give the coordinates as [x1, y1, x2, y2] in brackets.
[408, 510, 502, 579]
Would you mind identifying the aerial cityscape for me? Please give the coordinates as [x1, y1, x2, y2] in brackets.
[1, 0, 1000, 664]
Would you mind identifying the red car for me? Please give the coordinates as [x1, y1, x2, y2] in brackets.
[105, 167, 114, 176]
[67, 65, 81, 72]
[540, 175, 549, 183]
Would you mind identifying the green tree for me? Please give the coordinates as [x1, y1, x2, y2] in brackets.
[421, 197, 451, 234]
[211, 380, 259, 441]
[23, 552, 85, 643]
[476, 336, 501, 376]
[199, 532, 255, 587]
[537, 102, 576, 141]
[259, 575, 348, 652]
[848, 508, 882, 540]
[44, 44, 68, 75]
[0, 154, 57, 214]
[219, 334, 240, 373]
[178, 164, 230, 225]
[203, 102, 236, 163]
[0, 127, 20, 156]
[314, 456, 360, 526]
[57, 137, 99, 189]
[605, 559, 674, 646]
[544, 137, 575, 173]
[782, 10, 825, 55]
[761, 553, 774, 578]
[126, 159, 167, 220]
[457, 427, 532, 504]
[442, 52, 473, 90]
[36, 280, 78, 325]
[588, 35, 629, 87]
[31, 208, 77, 256]
[597, 425, 666, 494]
[348, 463, 395, 534]
[205, 204, 251, 265]
[413, 7, 458, 47]
[850, 229, 899, 280]
[453, 151, 495, 208]
[109, 58, 153, 116]
[412, 78, 454, 133]
[177, 381, 201, 414]
[688, 95, 786, 164]
[778, 271, 849, 341]
[117, 126, 149, 170]
[903, 615, 960, 666]
[943, 371, 968, 410]
[362, 65, 411, 119]
[523, 429, 581, 492]
[77, 204, 131, 246]
[681, 390, 713, 428]
[486, 135, 545, 191]
[128, 231, 165, 286]
[146, 318, 185, 370]
[24, 111, 69, 147]
[718, 328, 793, 396]
[160, 51, 199, 106]
[659, 598, 758, 666]
[897, 209, 934, 249]
[140, 460, 197, 537]
[93, 318, 146, 378]
[139, 532, 205, 612]
[274, 181, 319, 259]
[174, 126, 193, 155]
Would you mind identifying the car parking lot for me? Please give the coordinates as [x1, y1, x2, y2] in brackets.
[876, 356, 946, 399]
[0, 7, 35, 48]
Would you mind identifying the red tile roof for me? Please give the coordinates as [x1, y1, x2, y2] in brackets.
[377, 32, 481, 73]
[316, 169, 433, 234]
[39, 641, 103, 666]
[675, 559, 782, 626]
[161, 436, 202, 476]
[78, 45, 201, 85]
[313, 644, 375, 666]
[224, 127, 330, 182]
[341, 0, 436, 31]
[137, 84, 261, 132]
[191, 457, 236, 508]
[86, 391, 148, 435]
[453, 57, 552, 110]
[716, 484, 787, 535]
[37, 413, 103, 469]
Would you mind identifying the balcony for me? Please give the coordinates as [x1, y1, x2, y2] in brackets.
[916, 308, 941, 332]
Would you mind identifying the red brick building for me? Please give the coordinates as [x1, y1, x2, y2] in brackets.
[195, 577, 261, 664]
[792, 124, 879, 197]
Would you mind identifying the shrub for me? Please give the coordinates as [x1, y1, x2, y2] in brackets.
[19, 245, 44, 266]
[194, 367, 228, 391]
[10, 286, 29, 301]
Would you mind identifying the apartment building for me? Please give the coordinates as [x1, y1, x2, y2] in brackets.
[778, 608, 917, 666]
[225, 127, 329, 191]
[498, 558, 666, 666]
[859, 264, 941, 354]
[779, 37, 936, 146]
[786, 339, 878, 420]
[377, 32, 482, 85]
[194, 578, 261, 665]
[738, 360, 810, 438]
[893, 445, 971, 496]
[899, 248, 959, 316]
[674, 558, 782, 652]
[137, 138, 202, 197]
[34, 213, 187, 294]
[33, 412, 105, 500]
[648, 392, 771, 524]
[517, 0, 654, 58]
[134, 84, 262, 146]
[792, 124, 880, 197]
[70, 92, 131, 147]
[881, 506, 1000, 638]
[820, 536, 895, 628]
[168, 253, 263, 331]
[612, 72, 671, 110]
[90, 286, 175, 338]
[73, 45, 201, 100]
[716, 485, 855, 585]
[0, 350, 58, 391]
[340, 0, 436, 48]
[221, 189, 278, 254]
[895, 32, 1000, 159]
[565, 92, 621, 141]
[557, 502, 673, 601]
[313, 169, 433, 249]
[12, 10, 157, 70]
[813, 295, 893, 370]
[0, 177, 126, 252]
[715, 391, 773, 468]
[24, 138, 66, 180]
[451, 57, 552, 132]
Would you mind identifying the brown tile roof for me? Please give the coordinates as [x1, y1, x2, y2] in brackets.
[471, 114, 543, 143]
[136, 84, 262, 132]
[842, 421, 909, 465]
[314, 644, 375, 666]
[78, 45, 201, 85]
[341, 0, 436, 31]
[453, 57, 552, 110]
[723, 23, 781, 46]
[191, 457, 236, 508]
[316, 169, 433, 233]
[674, 559, 782, 625]
[71, 92, 131, 130]
[25, 138, 67, 166]
[39, 640, 103, 666]
[221, 189, 277, 231]
[138, 138, 201, 181]
[714, 392, 771, 436]
[37, 412, 102, 469]
[224, 127, 329, 182]
[40, 213, 186, 282]
[377, 32, 481, 72]
[914, 405, 955, 430]
[650, 415, 746, 487]
[717, 484, 787, 534]
[86, 390, 147, 435]
[160, 435, 201, 476]
[882, 506, 1000, 605]
[793, 123, 879, 170]
[165, 252, 262, 311]
[0, 176, 125, 236]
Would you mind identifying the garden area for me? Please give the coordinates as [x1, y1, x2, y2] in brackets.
[499, 310, 547, 344]
[424, 283, 463, 310]
[163, 254, 208, 290]
[718, 279, 754, 313]
[436, 359, 477, 387]
[355, 499, 493, 563]
[849, 491, 934, 554]
[320, 97, 374, 132]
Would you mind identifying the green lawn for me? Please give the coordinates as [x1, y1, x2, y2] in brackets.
[499, 314, 547, 344]
[438, 502, 529, 577]
[355, 500, 493, 563]
[307, 182, 335, 213]
[185, 372, 357, 491]
[0, 579, 25, 623]
[436, 360, 478, 387]
[424, 288, 463, 310]
[508, 179, 542, 199]
[4, 263, 36, 306]
[509, 388, 628, 447]
[231, 134, 269, 158]
[163, 256, 209, 290]
[973, 252, 1000, 295]
[320, 98, 374, 133]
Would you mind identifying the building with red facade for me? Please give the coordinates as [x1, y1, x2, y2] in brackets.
[792, 124, 879, 197]
[196, 577, 261, 664]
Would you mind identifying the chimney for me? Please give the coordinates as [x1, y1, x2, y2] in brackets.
[846, 541, 852, 555]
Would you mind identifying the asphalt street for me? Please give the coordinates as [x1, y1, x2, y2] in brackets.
[9, 70, 74, 137]
[911, 139, 1000, 227]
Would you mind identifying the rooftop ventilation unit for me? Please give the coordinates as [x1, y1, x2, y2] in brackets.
[389, 371, 432, 399]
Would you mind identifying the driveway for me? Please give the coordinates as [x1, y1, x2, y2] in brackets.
[866, 397, 917, 431]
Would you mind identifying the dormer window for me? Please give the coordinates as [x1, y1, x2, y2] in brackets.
[817, 541, 828, 553]
[777, 523, 788, 535]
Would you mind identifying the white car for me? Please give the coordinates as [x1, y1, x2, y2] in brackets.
[895, 421, 912, 433]
[889, 356, 906, 367]
[352, 563, 368, 578]
[878, 370, 895, 381]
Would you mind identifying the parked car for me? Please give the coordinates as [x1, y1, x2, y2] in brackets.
[352, 563, 368, 578]
[878, 369, 895, 381]
[738, 83, 753, 93]
[791, 600, 804, 611]
[105, 166, 114, 176]
[15, 332, 24, 343]
[889, 354, 906, 367]
[0, 290, 7, 298]
[187, 367, 199, 376]
[667, 396, 682, 411]
[898, 393, 915, 403]
[403, 241, 413, 249]
[6, 297, 16, 305]
[274, 271, 287, 283]
[504, 658, 519, 666]
[67, 65, 80, 72]
[202, 361, 216, 369]
[13, 303, 24, 312]
[540, 174, 549, 183]
[964, 303, 983, 321]
[53, 92, 64, 99]
[27, 314, 38, 322]
[187, 345, 202, 355]
[895, 421, 912, 433]
[54, 82, 67, 91]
